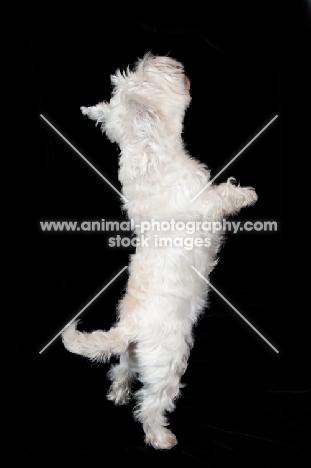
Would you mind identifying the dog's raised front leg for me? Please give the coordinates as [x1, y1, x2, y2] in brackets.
[203, 178, 257, 220]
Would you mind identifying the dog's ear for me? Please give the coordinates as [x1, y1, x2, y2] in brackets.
[80, 102, 110, 127]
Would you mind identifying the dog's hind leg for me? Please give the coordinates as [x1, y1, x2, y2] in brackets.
[107, 343, 137, 405]
[134, 339, 190, 450]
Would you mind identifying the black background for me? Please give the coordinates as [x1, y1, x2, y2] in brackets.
[13, 1, 310, 466]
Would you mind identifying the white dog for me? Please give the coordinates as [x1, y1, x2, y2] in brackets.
[62, 53, 257, 449]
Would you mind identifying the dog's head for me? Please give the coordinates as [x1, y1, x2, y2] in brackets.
[81, 54, 191, 147]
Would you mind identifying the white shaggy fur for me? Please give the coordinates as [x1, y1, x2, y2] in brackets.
[62, 53, 257, 449]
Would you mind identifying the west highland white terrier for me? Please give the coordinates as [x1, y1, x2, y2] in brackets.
[62, 53, 257, 449]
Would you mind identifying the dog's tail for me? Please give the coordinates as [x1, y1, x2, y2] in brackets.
[62, 321, 129, 361]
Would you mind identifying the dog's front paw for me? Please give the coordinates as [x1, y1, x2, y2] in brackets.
[241, 186, 258, 207]
[145, 428, 178, 450]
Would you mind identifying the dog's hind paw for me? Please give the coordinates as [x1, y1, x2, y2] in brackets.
[145, 428, 178, 450]
[107, 386, 131, 406]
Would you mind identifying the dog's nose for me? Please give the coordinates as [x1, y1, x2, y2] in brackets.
[184, 76, 190, 92]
